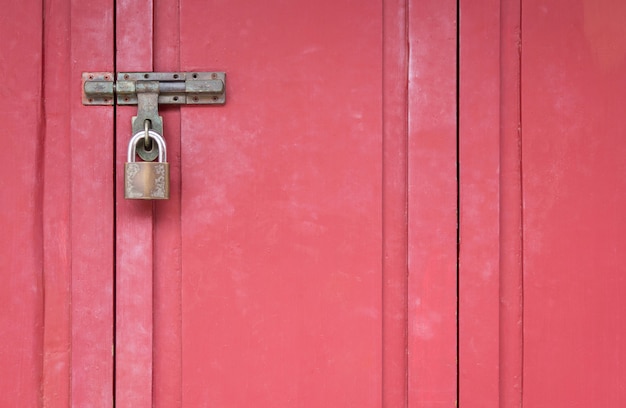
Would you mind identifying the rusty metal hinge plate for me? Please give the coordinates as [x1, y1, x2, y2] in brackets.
[82, 71, 226, 106]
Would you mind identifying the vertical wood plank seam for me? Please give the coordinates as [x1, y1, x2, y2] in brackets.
[112, 0, 118, 403]
[177, 1, 183, 404]
[403, 3, 410, 406]
[39, 1, 47, 406]
[455, 2, 461, 408]
[516, 4, 523, 405]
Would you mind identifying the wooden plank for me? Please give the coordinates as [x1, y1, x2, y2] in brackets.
[115, 0, 155, 406]
[458, 0, 501, 405]
[42, 0, 72, 405]
[153, 0, 183, 406]
[180, 0, 383, 406]
[69, 0, 116, 406]
[498, 0, 523, 406]
[407, 0, 458, 406]
[383, 0, 409, 406]
[0, 1, 44, 406]
[522, 0, 626, 405]
[458, 1, 523, 405]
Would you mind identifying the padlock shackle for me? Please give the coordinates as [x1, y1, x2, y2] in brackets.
[127, 130, 167, 163]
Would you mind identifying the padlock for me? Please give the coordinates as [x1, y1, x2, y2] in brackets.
[125, 129, 170, 199]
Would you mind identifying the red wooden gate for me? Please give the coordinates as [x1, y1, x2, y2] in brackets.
[1, 0, 456, 406]
[4, 0, 626, 407]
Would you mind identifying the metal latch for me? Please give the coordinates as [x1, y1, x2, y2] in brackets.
[82, 71, 226, 160]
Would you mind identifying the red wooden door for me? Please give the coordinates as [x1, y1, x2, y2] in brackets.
[16, 0, 626, 407]
[1, 0, 457, 407]
[14, 0, 626, 407]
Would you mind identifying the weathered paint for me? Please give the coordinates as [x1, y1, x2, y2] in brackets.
[43, 0, 72, 404]
[3, 0, 466, 406]
[459, 0, 503, 405]
[0, 1, 44, 406]
[153, 1, 184, 406]
[0, 0, 620, 406]
[498, 0, 524, 406]
[115, 0, 155, 406]
[68, 2, 116, 405]
[383, 0, 410, 406]
[179, 1, 384, 406]
[522, 0, 626, 405]
[43, 0, 115, 406]
[407, 0, 459, 406]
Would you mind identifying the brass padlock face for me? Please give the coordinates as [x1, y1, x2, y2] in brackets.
[125, 162, 170, 199]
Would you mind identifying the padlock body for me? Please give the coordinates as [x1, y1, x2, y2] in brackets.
[125, 162, 170, 199]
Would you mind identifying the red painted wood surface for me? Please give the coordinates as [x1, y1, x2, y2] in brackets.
[143, 0, 460, 406]
[1, 1, 461, 406]
[407, 0, 458, 406]
[459, 0, 503, 405]
[44, 1, 115, 406]
[458, 0, 501, 400]
[43, 0, 72, 404]
[153, 1, 184, 406]
[68, 2, 116, 405]
[383, 0, 409, 407]
[1, 0, 114, 407]
[0, 2, 44, 406]
[522, 0, 626, 406]
[115, 0, 155, 406]
[178, 1, 384, 406]
[459, 1, 524, 406]
[498, 1, 524, 406]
